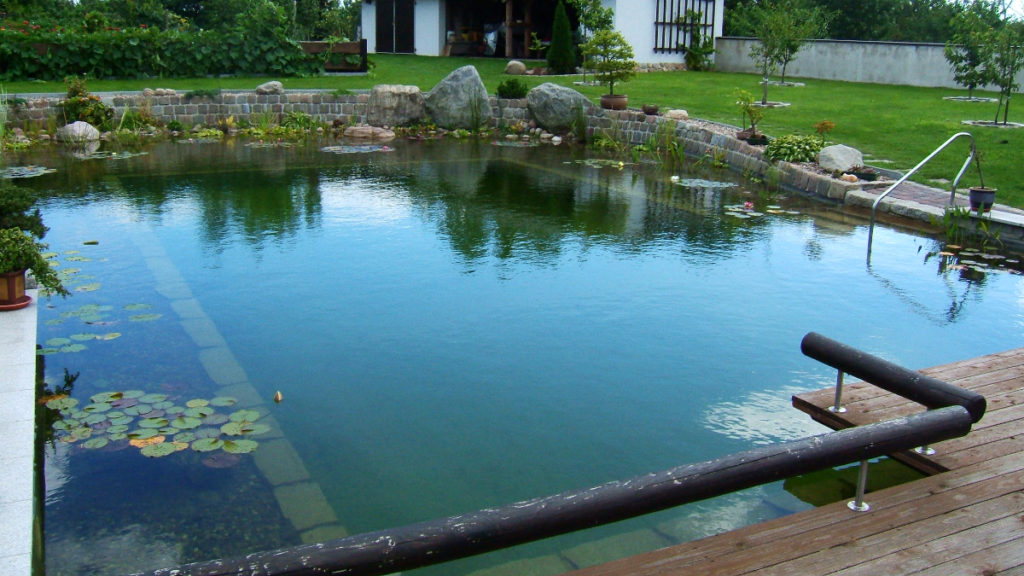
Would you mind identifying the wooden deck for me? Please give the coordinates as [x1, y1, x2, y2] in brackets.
[571, 348, 1024, 576]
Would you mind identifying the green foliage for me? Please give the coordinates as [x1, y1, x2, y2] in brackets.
[678, 10, 715, 71]
[581, 30, 636, 95]
[0, 10, 319, 81]
[764, 133, 823, 162]
[0, 227, 68, 296]
[0, 182, 48, 239]
[546, 1, 577, 75]
[990, 22, 1024, 124]
[748, 0, 833, 98]
[496, 78, 529, 99]
[58, 76, 113, 130]
[734, 89, 765, 132]
[944, 1, 1000, 99]
[279, 110, 320, 130]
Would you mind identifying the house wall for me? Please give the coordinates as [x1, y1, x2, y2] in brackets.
[609, 0, 724, 65]
[362, 3, 376, 55]
[414, 0, 445, 56]
[714, 37, 1024, 89]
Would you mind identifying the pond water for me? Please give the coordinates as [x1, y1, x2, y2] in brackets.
[14, 136, 1024, 576]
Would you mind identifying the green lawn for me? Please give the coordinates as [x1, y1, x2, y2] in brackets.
[4, 53, 1020, 207]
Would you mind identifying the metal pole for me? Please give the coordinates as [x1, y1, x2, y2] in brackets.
[847, 460, 871, 512]
[829, 370, 846, 413]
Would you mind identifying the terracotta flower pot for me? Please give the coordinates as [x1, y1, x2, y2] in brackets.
[600, 94, 628, 110]
[0, 269, 32, 311]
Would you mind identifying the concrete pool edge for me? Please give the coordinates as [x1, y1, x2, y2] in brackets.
[0, 290, 38, 576]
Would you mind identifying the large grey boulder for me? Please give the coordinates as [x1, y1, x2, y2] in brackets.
[526, 83, 591, 133]
[818, 144, 863, 172]
[367, 84, 425, 127]
[255, 81, 285, 95]
[424, 65, 493, 130]
[55, 121, 100, 143]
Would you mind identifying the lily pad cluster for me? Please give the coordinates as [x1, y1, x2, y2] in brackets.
[724, 203, 800, 220]
[935, 245, 1023, 277]
[320, 144, 393, 154]
[45, 391, 268, 459]
[0, 165, 57, 179]
[39, 302, 160, 355]
[74, 151, 150, 161]
[673, 178, 736, 189]
[566, 159, 632, 170]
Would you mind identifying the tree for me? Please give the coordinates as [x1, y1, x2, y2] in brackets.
[581, 29, 636, 95]
[566, 0, 614, 83]
[547, 0, 576, 74]
[990, 21, 1024, 124]
[749, 0, 832, 102]
[945, 1, 1000, 100]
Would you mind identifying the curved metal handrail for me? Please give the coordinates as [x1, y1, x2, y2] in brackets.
[866, 132, 976, 263]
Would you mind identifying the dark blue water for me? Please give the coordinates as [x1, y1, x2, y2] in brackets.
[19, 137, 1023, 575]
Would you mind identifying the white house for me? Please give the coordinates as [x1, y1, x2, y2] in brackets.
[361, 0, 724, 64]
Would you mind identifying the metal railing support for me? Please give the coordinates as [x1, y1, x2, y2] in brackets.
[866, 132, 976, 263]
[830, 370, 847, 413]
[847, 460, 871, 512]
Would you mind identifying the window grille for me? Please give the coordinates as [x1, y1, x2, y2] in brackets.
[654, 0, 716, 54]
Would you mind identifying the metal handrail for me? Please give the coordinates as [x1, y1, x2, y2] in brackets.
[135, 335, 984, 576]
[866, 132, 977, 262]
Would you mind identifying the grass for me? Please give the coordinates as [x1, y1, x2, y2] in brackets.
[2, 53, 1021, 206]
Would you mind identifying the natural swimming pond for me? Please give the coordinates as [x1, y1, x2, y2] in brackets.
[17, 136, 1024, 575]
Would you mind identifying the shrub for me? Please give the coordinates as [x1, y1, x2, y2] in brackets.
[58, 76, 113, 130]
[764, 134, 823, 163]
[496, 78, 529, 99]
[546, 1, 576, 75]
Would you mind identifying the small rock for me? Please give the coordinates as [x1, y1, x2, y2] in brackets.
[551, 136, 563, 145]
[818, 144, 863, 173]
[142, 88, 155, 97]
[505, 60, 527, 75]
[665, 109, 689, 121]
[55, 121, 101, 143]
[840, 173, 859, 182]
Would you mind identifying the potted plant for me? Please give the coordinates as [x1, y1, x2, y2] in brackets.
[968, 151, 996, 213]
[581, 30, 637, 110]
[0, 227, 68, 310]
[734, 89, 768, 145]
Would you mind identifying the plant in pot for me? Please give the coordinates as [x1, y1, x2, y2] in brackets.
[0, 227, 68, 310]
[734, 89, 768, 145]
[581, 30, 637, 110]
[968, 151, 996, 213]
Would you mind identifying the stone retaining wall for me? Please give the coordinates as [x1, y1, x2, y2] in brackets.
[17, 90, 1018, 248]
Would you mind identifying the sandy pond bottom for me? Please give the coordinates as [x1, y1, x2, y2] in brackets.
[15, 137, 1024, 576]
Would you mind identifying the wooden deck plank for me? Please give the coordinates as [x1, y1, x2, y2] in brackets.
[569, 348, 1024, 576]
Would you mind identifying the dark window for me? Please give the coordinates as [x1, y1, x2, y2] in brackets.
[654, 0, 716, 54]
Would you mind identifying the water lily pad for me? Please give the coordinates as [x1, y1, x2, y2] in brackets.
[90, 391, 123, 403]
[124, 303, 152, 311]
[70, 427, 92, 440]
[185, 406, 215, 418]
[152, 400, 174, 410]
[52, 421, 71, 431]
[171, 416, 202, 429]
[229, 409, 260, 423]
[83, 413, 108, 425]
[139, 393, 167, 404]
[46, 338, 72, 347]
[122, 390, 146, 398]
[100, 332, 122, 340]
[241, 423, 271, 436]
[71, 333, 98, 341]
[222, 439, 258, 454]
[191, 438, 224, 452]
[83, 437, 109, 449]
[194, 427, 222, 439]
[46, 397, 79, 411]
[130, 313, 163, 322]
[83, 402, 112, 413]
[220, 422, 246, 436]
[202, 413, 230, 426]
[173, 431, 196, 443]
[37, 348, 60, 355]
[60, 344, 88, 353]
[209, 397, 237, 407]
[75, 283, 101, 292]
[186, 399, 210, 408]
[139, 408, 165, 419]
[138, 417, 169, 428]
[107, 424, 130, 434]
[675, 178, 737, 189]
[141, 442, 178, 458]
[108, 432, 128, 441]
[165, 406, 185, 415]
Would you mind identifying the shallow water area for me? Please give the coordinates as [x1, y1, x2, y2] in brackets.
[13, 136, 1024, 576]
